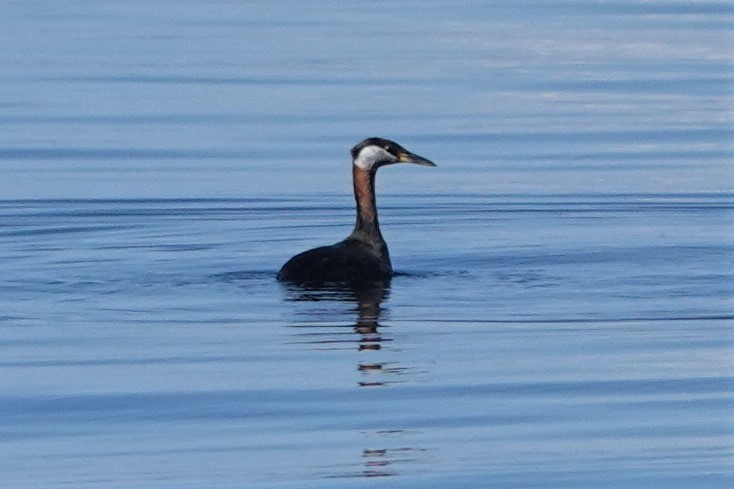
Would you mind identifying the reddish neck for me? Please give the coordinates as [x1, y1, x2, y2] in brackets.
[350, 165, 383, 242]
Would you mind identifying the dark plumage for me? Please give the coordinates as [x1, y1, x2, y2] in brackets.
[277, 138, 435, 285]
[277, 238, 390, 283]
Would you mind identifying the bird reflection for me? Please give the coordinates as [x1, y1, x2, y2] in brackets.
[282, 278, 392, 363]
[282, 278, 429, 479]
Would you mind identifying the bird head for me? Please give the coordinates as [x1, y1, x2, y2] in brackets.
[351, 137, 436, 171]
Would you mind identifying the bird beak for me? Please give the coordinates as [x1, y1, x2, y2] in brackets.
[396, 151, 437, 167]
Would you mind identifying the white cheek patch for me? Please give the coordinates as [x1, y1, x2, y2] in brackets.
[353, 146, 396, 171]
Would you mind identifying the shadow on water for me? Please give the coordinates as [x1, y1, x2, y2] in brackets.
[212, 270, 277, 284]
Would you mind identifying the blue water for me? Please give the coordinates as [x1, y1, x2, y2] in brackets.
[1, 1, 733, 488]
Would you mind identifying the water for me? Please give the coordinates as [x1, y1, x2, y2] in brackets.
[1, 1, 733, 488]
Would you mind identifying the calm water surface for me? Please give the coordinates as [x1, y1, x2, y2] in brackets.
[1, 1, 733, 488]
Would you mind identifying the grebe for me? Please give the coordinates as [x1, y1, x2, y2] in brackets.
[277, 137, 435, 284]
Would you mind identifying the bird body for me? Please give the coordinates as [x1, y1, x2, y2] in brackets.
[277, 138, 435, 285]
[276, 237, 390, 283]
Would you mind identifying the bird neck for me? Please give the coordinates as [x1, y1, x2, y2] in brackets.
[350, 165, 384, 243]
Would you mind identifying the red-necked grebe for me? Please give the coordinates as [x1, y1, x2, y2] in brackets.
[277, 137, 435, 284]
